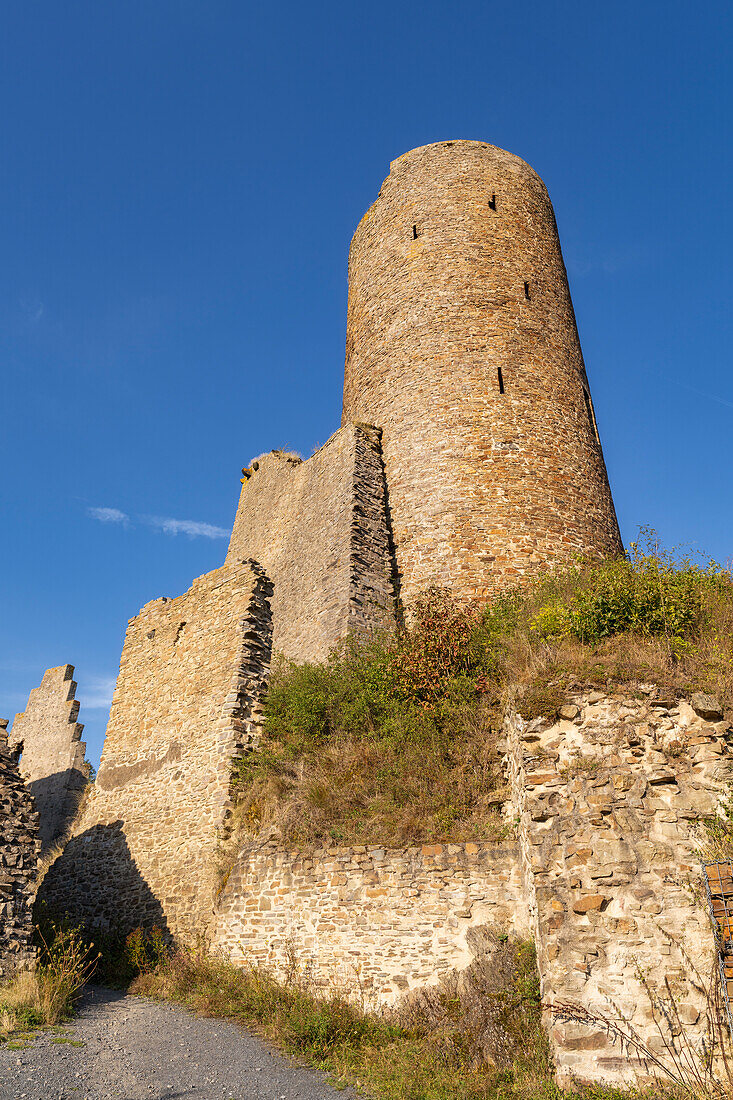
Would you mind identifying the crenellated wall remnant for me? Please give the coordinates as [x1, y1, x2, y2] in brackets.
[226, 423, 396, 661]
[40, 560, 273, 940]
[0, 721, 40, 980]
[9, 665, 90, 852]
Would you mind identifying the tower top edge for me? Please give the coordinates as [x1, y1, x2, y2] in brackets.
[388, 140, 537, 177]
[348, 140, 548, 244]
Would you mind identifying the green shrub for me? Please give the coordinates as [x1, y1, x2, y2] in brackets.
[529, 536, 730, 647]
[124, 926, 169, 976]
[34, 903, 170, 989]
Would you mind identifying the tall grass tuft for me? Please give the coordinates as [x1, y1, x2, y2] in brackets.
[0, 925, 98, 1040]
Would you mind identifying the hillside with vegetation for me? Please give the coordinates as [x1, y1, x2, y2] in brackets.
[228, 534, 733, 848]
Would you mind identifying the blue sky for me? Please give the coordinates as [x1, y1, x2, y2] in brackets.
[1, 1, 731, 765]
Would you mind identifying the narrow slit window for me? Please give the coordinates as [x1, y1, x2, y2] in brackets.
[524, 281, 531, 300]
[412, 224, 418, 239]
[583, 389, 600, 442]
[488, 193, 496, 211]
[497, 367, 505, 394]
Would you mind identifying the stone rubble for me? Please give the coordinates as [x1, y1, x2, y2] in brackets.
[0, 721, 40, 979]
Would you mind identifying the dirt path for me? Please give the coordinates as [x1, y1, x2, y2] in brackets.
[0, 986, 358, 1100]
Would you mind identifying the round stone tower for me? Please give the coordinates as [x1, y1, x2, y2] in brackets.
[342, 140, 622, 605]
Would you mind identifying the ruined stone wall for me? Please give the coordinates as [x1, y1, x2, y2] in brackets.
[0, 723, 40, 980]
[343, 140, 622, 605]
[213, 838, 525, 1004]
[226, 423, 396, 662]
[209, 691, 729, 1088]
[9, 665, 89, 852]
[507, 693, 728, 1087]
[40, 560, 272, 940]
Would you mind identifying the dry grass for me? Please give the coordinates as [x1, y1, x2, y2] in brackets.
[230, 695, 507, 848]
[0, 971, 45, 1039]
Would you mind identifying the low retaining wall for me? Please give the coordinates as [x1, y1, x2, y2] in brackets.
[214, 838, 525, 1004]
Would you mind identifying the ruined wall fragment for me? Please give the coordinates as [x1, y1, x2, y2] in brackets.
[226, 423, 396, 662]
[9, 665, 89, 852]
[0, 721, 40, 979]
[40, 560, 273, 940]
[507, 693, 728, 1087]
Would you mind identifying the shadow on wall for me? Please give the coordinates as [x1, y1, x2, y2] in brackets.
[27, 768, 88, 852]
[38, 820, 170, 939]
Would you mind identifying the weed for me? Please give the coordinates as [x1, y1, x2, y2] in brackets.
[559, 754, 602, 779]
[0, 925, 98, 1043]
[34, 904, 170, 989]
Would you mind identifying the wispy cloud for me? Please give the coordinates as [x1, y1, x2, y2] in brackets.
[19, 296, 44, 324]
[657, 374, 733, 412]
[86, 506, 227, 540]
[76, 675, 116, 711]
[88, 506, 130, 525]
[566, 244, 650, 279]
[141, 515, 229, 540]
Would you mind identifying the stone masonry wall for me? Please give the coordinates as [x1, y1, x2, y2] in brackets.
[40, 560, 272, 940]
[210, 692, 729, 1088]
[507, 693, 729, 1087]
[343, 140, 622, 605]
[213, 838, 525, 1005]
[226, 422, 396, 662]
[0, 723, 40, 980]
[9, 665, 89, 852]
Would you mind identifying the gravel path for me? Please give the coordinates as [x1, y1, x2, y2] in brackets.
[0, 986, 358, 1100]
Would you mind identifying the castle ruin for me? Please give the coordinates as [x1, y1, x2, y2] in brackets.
[221, 140, 621, 655]
[6, 142, 727, 1088]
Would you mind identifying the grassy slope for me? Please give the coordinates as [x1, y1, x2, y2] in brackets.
[228, 538, 733, 848]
